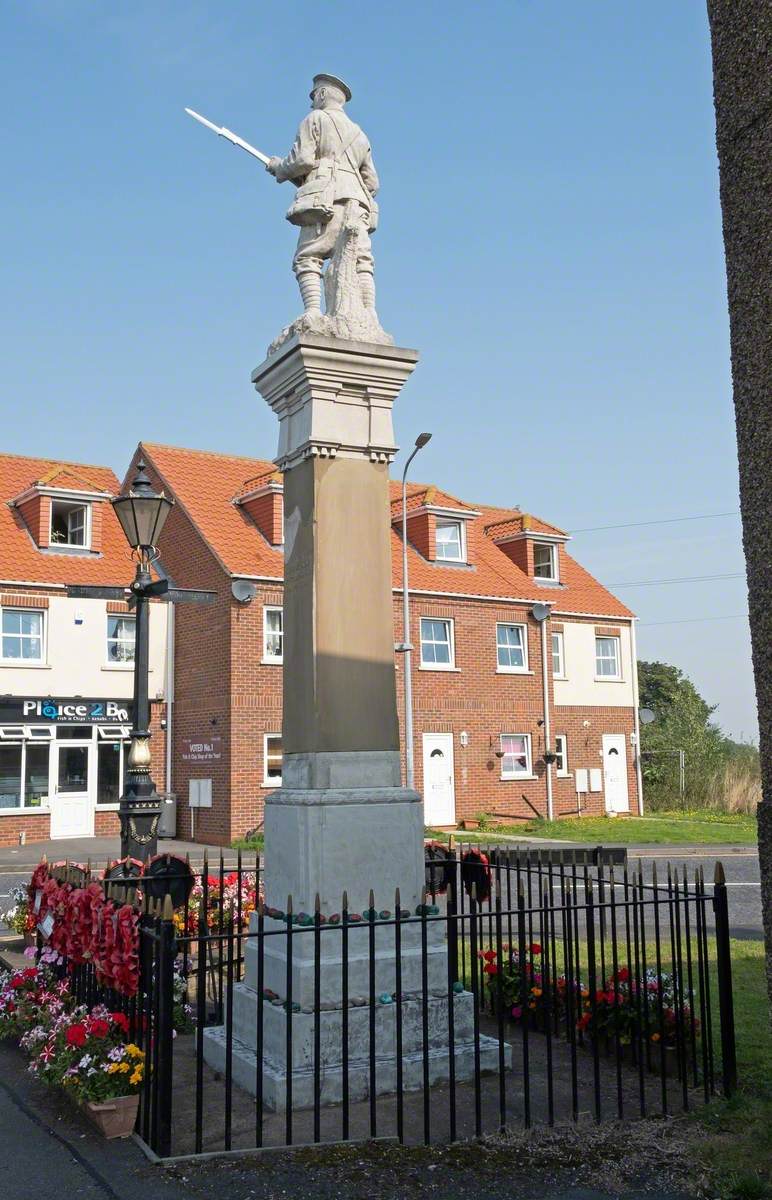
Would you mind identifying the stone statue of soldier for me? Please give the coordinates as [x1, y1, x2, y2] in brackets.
[266, 74, 391, 346]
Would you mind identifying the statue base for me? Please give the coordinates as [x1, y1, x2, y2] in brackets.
[268, 309, 393, 357]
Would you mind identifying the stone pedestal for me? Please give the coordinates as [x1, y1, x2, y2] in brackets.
[203, 334, 506, 1107]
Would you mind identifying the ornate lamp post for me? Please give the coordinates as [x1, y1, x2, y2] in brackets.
[111, 461, 174, 861]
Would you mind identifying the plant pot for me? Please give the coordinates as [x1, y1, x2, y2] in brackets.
[83, 1093, 139, 1139]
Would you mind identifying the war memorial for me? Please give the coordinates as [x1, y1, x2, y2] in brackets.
[198, 72, 502, 1106]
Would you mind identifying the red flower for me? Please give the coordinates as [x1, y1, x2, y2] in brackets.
[530, 943, 542, 955]
[577, 1013, 592, 1031]
[617, 967, 630, 983]
[482, 949, 497, 963]
[111, 1011, 129, 1034]
[88, 1018, 110, 1039]
[65, 1023, 87, 1047]
[483, 963, 498, 976]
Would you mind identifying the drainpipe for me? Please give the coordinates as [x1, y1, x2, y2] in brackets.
[164, 602, 174, 803]
[531, 603, 553, 822]
[630, 618, 644, 815]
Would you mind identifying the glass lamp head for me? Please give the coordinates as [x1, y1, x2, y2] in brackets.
[112, 459, 173, 552]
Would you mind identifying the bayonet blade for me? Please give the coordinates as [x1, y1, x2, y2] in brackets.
[185, 107, 221, 135]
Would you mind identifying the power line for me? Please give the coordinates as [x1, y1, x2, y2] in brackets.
[610, 571, 745, 588]
[570, 510, 739, 534]
[638, 613, 748, 627]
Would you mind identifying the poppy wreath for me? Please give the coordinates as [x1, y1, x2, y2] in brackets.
[424, 842, 455, 896]
[64, 883, 104, 966]
[460, 849, 491, 903]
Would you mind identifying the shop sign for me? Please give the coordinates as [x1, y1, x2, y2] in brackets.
[181, 737, 222, 763]
[0, 697, 133, 724]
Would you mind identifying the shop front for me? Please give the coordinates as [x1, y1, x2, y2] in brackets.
[0, 697, 134, 839]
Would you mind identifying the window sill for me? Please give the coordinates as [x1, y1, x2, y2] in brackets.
[260, 658, 283, 666]
[495, 668, 534, 676]
[594, 676, 625, 684]
[556, 772, 572, 780]
[552, 674, 567, 681]
[261, 780, 282, 789]
[96, 804, 121, 811]
[0, 807, 50, 816]
[418, 665, 461, 672]
[0, 662, 50, 669]
[102, 664, 135, 672]
[500, 774, 539, 783]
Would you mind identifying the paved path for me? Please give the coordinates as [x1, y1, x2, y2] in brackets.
[0, 1042, 693, 1200]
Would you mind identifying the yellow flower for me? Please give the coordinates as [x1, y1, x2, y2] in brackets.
[651, 1032, 661, 1043]
[531, 987, 543, 998]
[108, 1062, 121, 1074]
[118, 1061, 130, 1073]
[126, 1044, 143, 1059]
[130, 1069, 143, 1085]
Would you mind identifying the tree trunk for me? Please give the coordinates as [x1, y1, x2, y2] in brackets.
[705, 1, 772, 1015]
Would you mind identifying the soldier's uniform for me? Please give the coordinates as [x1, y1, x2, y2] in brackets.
[273, 77, 378, 289]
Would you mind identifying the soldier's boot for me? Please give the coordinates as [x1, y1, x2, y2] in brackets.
[359, 271, 376, 311]
[298, 271, 322, 315]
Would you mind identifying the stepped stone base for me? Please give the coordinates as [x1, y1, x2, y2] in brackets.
[203, 987, 505, 1111]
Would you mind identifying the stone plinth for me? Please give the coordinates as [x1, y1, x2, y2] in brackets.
[201, 334, 510, 1110]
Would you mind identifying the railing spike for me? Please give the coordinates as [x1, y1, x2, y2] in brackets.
[314, 892, 320, 912]
[286, 893, 293, 915]
[369, 888, 375, 909]
[162, 893, 174, 921]
[342, 889, 348, 910]
[714, 861, 726, 886]
[651, 861, 658, 887]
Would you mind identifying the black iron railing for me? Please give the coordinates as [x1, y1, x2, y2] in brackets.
[98, 848, 737, 1161]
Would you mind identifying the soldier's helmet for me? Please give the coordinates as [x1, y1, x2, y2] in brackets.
[310, 74, 352, 102]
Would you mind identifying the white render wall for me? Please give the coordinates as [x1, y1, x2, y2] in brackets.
[552, 620, 635, 709]
[0, 596, 168, 699]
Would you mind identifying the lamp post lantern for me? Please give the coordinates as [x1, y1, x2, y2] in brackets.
[398, 433, 432, 790]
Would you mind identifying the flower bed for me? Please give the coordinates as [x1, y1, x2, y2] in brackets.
[173, 871, 261, 936]
[478, 946, 698, 1054]
[0, 963, 145, 1137]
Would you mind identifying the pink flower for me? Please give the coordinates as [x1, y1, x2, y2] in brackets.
[23, 946, 37, 959]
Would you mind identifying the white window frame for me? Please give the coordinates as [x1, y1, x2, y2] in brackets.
[435, 520, 465, 563]
[263, 733, 283, 786]
[595, 635, 622, 680]
[262, 606, 283, 664]
[554, 733, 569, 776]
[500, 733, 532, 780]
[106, 614, 136, 666]
[533, 542, 558, 581]
[49, 499, 91, 549]
[419, 617, 456, 670]
[496, 622, 528, 673]
[1, 608, 46, 664]
[551, 630, 565, 677]
[0, 737, 53, 812]
[95, 733, 131, 809]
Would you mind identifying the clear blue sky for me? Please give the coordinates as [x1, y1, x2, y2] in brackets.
[0, 2, 755, 741]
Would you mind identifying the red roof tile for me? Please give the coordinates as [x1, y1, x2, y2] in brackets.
[140, 443, 634, 619]
[0, 453, 134, 586]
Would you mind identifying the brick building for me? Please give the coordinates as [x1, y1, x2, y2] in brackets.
[136, 443, 641, 846]
[0, 454, 168, 847]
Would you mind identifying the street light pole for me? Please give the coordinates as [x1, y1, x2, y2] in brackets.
[66, 459, 216, 862]
[399, 433, 432, 790]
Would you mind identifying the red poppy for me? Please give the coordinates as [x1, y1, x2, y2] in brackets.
[65, 1024, 87, 1047]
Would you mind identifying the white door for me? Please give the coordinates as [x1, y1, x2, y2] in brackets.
[50, 743, 94, 838]
[422, 734, 455, 825]
[602, 734, 629, 814]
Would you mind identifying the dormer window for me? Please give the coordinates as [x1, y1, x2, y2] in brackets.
[436, 520, 464, 562]
[50, 499, 90, 548]
[533, 542, 558, 580]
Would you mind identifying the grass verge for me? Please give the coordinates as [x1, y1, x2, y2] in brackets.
[428, 811, 757, 846]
